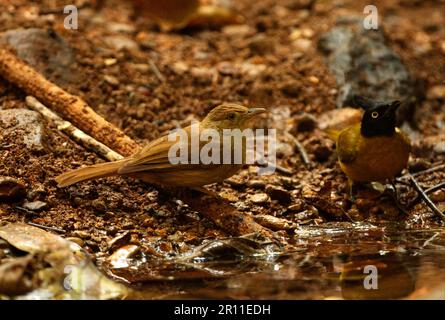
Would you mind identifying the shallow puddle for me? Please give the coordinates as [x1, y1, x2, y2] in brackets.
[107, 222, 445, 299]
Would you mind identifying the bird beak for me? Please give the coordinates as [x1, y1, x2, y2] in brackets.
[246, 107, 266, 118]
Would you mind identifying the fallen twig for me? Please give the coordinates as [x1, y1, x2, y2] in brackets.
[285, 131, 312, 169]
[398, 163, 445, 181]
[409, 174, 445, 222]
[27, 222, 66, 233]
[26, 96, 123, 162]
[148, 60, 165, 83]
[0, 48, 273, 238]
[425, 181, 445, 194]
[0, 48, 139, 156]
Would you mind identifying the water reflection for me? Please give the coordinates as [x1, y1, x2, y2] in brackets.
[105, 223, 445, 300]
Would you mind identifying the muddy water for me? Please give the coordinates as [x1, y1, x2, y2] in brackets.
[109, 222, 445, 300]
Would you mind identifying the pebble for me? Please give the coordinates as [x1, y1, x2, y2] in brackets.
[103, 75, 120, 86]
[22, 200, 47, 212]
[249, 193, 270, 204]
[265, 185, 292, 204]
[72, 230, 91, 239]
[253, 215, 296, 231]
[287, 199, 305, 213]
[293, 38, 312, 52]
[104, 35, 138, 51]
[0, 177, 26, 202]
[104, 58, 117, 66]
[107, 245, 140, 269]
[108, 231, 131, 251]
[247, 180, 266, 189]
[219, 191, 239, 203]
[190, 67, 215, 85]
[171, 62, 189, 75]
[222, 25, 255, 37]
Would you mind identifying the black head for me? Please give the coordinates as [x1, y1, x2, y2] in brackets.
[353, 96, 400, 137]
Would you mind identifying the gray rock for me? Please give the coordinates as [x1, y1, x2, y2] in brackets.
[0, 28, 80, 86]
[0, 109, 46, 152]
[22, 200, 47, 212]
[318, 17, 419, 122]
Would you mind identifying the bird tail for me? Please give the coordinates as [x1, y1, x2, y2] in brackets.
[55, 160, 125, 187]
[325, 128, 341, 141]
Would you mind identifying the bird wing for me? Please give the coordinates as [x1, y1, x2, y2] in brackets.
[336, 124, 361, 164]
[118, 125, 216, 174]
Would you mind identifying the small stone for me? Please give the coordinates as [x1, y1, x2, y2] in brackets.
[265, 185, 292, 204]
[225, 177, 245, 188]
[287, 199, 305, 212]
[104, 58, 117, 66]
[131, 63, 150, 73]
[108, 22, 136, 34]
[190, 67, 215, 85]
[72, 230, 91, 239]
[103, 75, 120, 86]
[250, 193, 270, 204]
[308, 75, 319, 84]
[293, 38, 312, 52]
[222, 25, 255, 37]
[107, 245, 140, 269]
[108, 231, 131, 251]
[247, 180, 266, 189]
[22, 200, 47, 212]
[104, 35, 138, 51]
[281, 80, 301, 97]
[219, 191, 239, 203]
[171, 61, 189, 75]
[248, 34, 275, 55]
[253, 214, 296, 231]
[0, 177, 26, 202]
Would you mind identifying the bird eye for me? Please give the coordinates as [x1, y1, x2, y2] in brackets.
[371, 111, 379, 118]
[227, 113, 236, 120]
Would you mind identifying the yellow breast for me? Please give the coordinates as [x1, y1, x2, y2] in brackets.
[339, 128, 410, 183]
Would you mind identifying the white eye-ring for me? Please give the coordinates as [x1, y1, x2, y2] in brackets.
[371, 111, 379, 118]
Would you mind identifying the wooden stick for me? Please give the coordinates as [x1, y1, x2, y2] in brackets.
[409, 174, 445, 222]
[0, 49, 139, 157]
[26, 96, 124, 162]
[0, 49, 273, 238]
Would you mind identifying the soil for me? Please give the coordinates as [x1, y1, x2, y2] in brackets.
[0, 0, 444, 287]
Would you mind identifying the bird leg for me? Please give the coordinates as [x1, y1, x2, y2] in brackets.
[348, 179, 357, 202]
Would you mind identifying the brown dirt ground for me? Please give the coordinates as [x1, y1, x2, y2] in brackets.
[0, 0, 444, 267]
